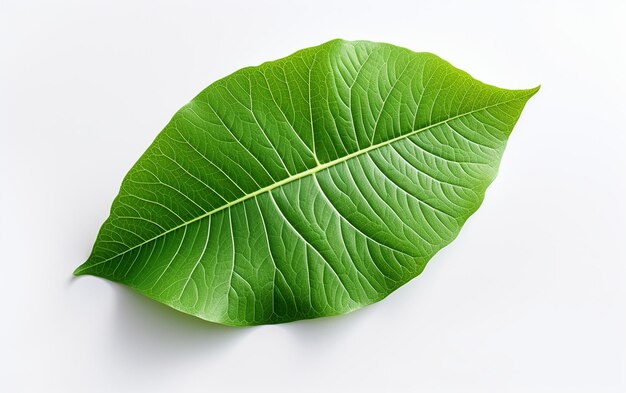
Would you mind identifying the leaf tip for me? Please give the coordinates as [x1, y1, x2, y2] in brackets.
[511, 84, 540, 105]
[529, 84, 541, 95]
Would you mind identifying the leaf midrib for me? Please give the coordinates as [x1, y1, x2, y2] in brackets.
[76, 95, 527, 273]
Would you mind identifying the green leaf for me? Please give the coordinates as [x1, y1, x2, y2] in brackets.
[75, 39, 538, 326]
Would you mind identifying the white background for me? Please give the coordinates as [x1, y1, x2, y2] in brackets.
[1, 1, 625, 392]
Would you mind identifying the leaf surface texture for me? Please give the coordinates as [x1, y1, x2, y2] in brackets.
[75, 40, 538, 325]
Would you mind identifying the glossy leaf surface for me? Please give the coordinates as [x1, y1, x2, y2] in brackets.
[75, 40, 538, 325]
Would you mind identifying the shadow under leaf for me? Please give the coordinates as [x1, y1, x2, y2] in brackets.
[107, 284, 250, 367]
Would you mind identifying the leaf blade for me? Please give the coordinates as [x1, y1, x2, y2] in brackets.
[75, 39, 538, 326]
